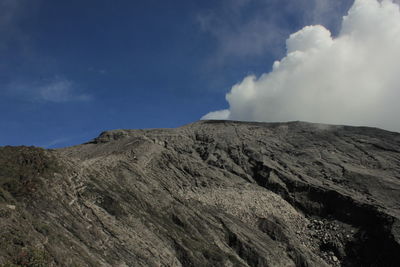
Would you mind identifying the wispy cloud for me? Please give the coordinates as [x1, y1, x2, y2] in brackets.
[0, 0, 23, 50]
[197, 0, 286, 64]
[37, 79, 91, 103]
[88, 67, 108, 75]
[0, 0, 41, 52]
[197, 0, 352, 65]
[40, 137, 71, 148]
[0, 0, 19, 27]
[7, 78, 92, 103]
[299, 0, 354, 32]
[0, 1, 94, 106]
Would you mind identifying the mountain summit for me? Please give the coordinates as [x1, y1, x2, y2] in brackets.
[1, 121, 400, 266]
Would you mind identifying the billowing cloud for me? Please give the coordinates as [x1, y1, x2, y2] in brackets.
[203, 0, 400, 132]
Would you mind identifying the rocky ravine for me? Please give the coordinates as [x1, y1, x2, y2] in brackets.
[0, 120, 400, 267]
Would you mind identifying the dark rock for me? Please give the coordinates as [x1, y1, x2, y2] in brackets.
[1, 120, 400, 266]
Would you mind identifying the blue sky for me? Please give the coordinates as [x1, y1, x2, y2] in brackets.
[1, 0, 353, 148]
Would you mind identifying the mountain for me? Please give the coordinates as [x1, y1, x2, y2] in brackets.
[1, 120, 400, 267]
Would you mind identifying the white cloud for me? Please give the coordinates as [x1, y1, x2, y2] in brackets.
[203, 0, 400, 132]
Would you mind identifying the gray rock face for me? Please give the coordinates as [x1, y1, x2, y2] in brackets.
[1, 120, 400, 266]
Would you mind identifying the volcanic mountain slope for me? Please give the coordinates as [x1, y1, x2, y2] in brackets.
[1, 121, 400, 267]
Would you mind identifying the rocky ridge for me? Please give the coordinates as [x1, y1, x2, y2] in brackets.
[0, 120, 400, 266]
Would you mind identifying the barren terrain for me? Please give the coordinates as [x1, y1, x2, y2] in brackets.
[1, 120, 399, 266]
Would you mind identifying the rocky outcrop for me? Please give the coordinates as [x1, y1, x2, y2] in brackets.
[1, 120, 399, 266]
